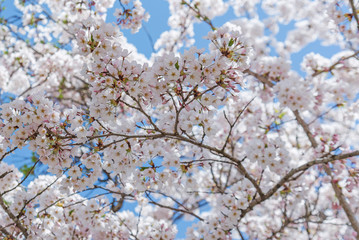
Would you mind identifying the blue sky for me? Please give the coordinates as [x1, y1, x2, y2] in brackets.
[112, 0, 341, 76]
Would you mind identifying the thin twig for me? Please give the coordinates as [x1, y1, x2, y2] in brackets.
[0, 198, 28, 238]
[349, 0, 359, 30]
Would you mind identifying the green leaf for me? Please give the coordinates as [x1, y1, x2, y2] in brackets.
[280, 188, 291, 195]
[175, 61, 179, 70]
[180, 165, 187, 173]
[31, 152, 38, 163]
[228, 38, 234, 47]
[149, 160, 155, 168]
[2, 199, 10, 206]
[139, 166, 150, 171]
[110, 99, 117, 106]
[278, 112, 286, 119]
[69, 209, 75, 216]
[58, 89, 64, 100]
[20, 164, 34, 176]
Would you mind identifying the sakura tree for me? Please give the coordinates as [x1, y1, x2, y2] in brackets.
[0, 0, 359, 239]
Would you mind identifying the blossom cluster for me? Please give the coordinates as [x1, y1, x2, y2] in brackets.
[114, 0, 150, 33]
[0, 0, 359, 239]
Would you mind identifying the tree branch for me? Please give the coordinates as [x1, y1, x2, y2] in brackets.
[349, 0, 359, 31]
[0, 198, 28, 238]
[244, 69, 274, 87]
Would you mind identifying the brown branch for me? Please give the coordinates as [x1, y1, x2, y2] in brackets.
[0, 198, 28, 238]
[312, 51, 359, 77]
[209, 162, 222, 192]
[221, 97, 255, 152]
[0, 147, 18, 163]
[145, 191, 204, 221]
[1, 160, 40, 197]
[0, 171, 13, 179]
[19, 77, 48, 98]
[240, 150, 359, 218]
[244, 69, 274, 87]
[181, 0, 216, 31]
[293, 110, 359, 236]
[163, 132, 265, 199]
[293, 110, 318, 148]
[323, 165, 359, 237]
[349, 0, 359, 31]
[248, 67, 359, 235]
[0, 223, 15, 239]
[17, 176, 61, 219]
